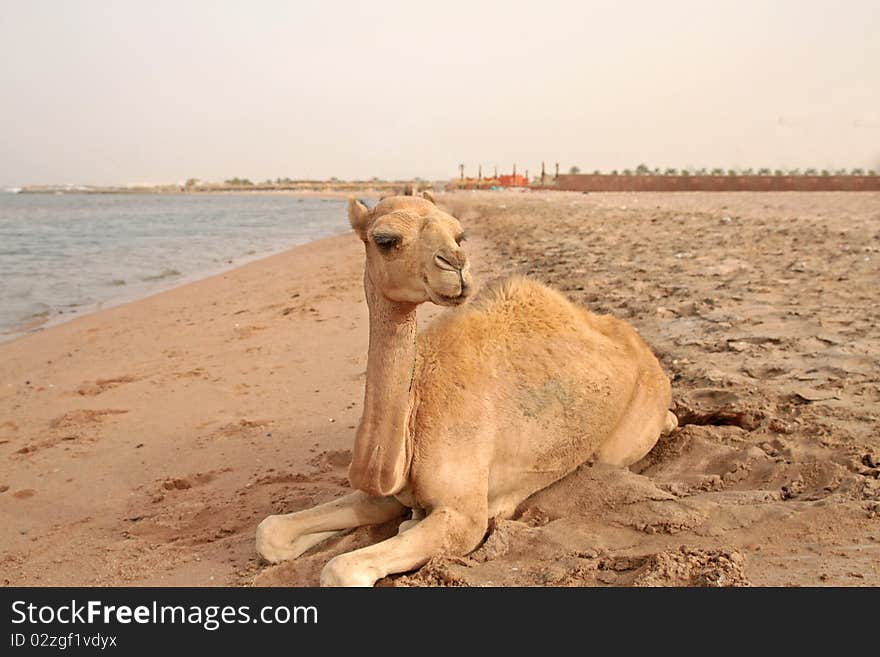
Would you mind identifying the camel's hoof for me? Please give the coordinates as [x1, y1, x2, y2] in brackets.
[320, 556, 380, 587]
[255, 515, 308, 564]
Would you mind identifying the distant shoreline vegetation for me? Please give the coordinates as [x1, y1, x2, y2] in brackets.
[566, 164, 877, 177]
[13, 178, 435, 195]
[546, 166, 880, 193]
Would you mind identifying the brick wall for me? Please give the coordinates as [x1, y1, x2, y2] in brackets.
[554, 175, 880, 192]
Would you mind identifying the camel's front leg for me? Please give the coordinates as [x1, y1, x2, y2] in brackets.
[256, 491, 406, 564]
[320, 507, 486, 586]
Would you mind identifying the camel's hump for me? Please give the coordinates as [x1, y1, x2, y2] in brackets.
[470, 275, 574, 313]
[442, 274, 638, 351]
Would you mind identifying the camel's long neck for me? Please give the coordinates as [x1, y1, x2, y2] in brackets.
[348, 272, 417, 497]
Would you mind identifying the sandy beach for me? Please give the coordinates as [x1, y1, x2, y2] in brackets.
[1, 191, 878, 586]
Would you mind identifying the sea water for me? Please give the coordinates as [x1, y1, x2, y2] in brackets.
[0, 193, 350, 340]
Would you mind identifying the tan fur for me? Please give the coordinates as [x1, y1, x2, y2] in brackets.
[255, 195, 675, 586]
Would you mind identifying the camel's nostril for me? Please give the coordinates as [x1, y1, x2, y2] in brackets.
[434, 253, 460, 271]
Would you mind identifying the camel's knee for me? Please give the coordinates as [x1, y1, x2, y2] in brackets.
[436, 508, 488, 556]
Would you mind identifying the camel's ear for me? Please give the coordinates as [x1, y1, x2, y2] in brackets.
[421, 190, 436, 205]
[348, 197, 370, 240]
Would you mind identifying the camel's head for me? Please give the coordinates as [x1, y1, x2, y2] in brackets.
[348, 193, 472, 306]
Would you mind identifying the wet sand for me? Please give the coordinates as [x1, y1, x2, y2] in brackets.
[1, 191, 878, 586]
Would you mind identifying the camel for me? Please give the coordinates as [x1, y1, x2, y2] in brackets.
[255, 193, 676, 586]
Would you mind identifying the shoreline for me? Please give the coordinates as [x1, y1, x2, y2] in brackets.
[0, 193, 364, 344]
[0, 228, 353, 345]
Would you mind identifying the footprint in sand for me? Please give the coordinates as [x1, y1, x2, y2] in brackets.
[12, 489, 36, 499]
[309, 449, 352, 472]
[230, 324, 268, 341]
[75, 376, 138, 396]
[203, 418, 274, 441]
[253, 450, 353, 492]
[0, 421, 19, 445]
[160, 470, 226, 492]
[49, 408, 129, 429]
[11, 408, 130, 456]
[0, 420, 19, 434]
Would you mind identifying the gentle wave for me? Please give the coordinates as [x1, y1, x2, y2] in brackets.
[141, 268, 182, 282]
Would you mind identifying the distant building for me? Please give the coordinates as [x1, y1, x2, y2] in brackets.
[450, 172, 530, 190]
[497, 174, 529, 187]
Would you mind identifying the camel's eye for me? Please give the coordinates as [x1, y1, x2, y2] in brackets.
[455, 232, 467, 245]
[373, 233, 400, 250]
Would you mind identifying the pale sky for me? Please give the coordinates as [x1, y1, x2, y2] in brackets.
[2, 0, 878, 186]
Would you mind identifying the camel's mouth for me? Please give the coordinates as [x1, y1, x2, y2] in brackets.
[427, 287, 470, 307]
[423, 268, 473, 307]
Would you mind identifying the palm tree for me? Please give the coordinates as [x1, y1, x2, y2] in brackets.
[850, 168, 865, 176]
[758, 168, 771, 175]
[664, 168, 678, 176]
[711, 168, 725, 176]
[622, 168, 633, 176]
[804, 168, 817, 175]
[774, 169, 785, 176]
[727, 169, 738, 176]
[569, 166, 581, 175]
[635, 163, 650, 175]
[820, 170, 831, 176]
